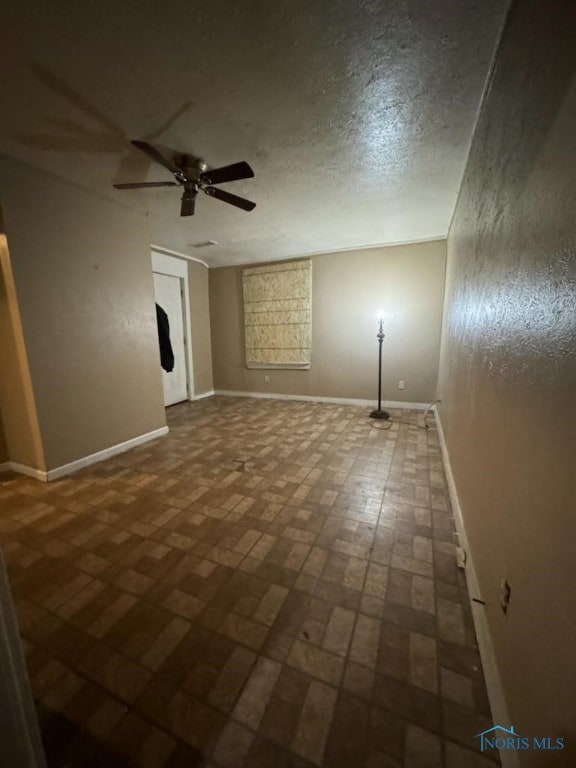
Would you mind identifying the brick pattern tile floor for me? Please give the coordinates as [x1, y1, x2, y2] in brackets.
[0, 397, 500, 767]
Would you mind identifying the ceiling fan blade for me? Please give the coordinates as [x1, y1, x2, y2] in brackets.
[204, 186, 256, 212]
[180, 194, 196, 217]
[131, 140, 180, 175]
[114, 182, 179, 189]
[199, 161, 254, 185]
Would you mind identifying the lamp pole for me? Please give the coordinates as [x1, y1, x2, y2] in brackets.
[370, 317, 390, 420]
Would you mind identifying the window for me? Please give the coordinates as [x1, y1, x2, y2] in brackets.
[243, 260, 311, 369]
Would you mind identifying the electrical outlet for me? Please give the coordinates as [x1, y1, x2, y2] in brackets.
[264, 375, 270, 384]
[500, 579, 511, 614]
[398, 380, 405, 390]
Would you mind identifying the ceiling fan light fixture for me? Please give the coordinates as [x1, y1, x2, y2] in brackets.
[115, 141, 256, 217]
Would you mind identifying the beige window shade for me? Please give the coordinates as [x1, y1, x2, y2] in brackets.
[243, 260, 312, 369]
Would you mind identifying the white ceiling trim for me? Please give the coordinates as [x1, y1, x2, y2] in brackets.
[283, 235, 448, 261]
[209, 235, 448, 270]
[150, 244, 209, 270]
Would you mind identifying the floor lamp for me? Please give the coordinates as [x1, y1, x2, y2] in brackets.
[370, 314, 390, 420]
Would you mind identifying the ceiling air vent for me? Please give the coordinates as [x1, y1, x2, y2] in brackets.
[192, 240, 218, 249]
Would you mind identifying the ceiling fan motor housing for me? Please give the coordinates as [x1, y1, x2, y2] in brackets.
[177, 155, 207, 182]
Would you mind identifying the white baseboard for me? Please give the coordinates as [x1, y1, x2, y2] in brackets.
[3, 426, 169, 483]
[214, 389, 431, 410]
[194, 390, 215, 401]
[6, 463, 47, 481]
[435, 409, 517, 768]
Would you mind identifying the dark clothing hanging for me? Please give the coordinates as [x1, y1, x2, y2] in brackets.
[155, 303, 174, 372]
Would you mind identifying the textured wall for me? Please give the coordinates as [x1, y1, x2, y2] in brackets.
[0, 155, 166, 471]
[210, 240, 446, 403]
[437, 0, 576, 760]
[187, 260, 214, 397]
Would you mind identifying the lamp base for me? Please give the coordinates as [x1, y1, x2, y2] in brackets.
[369, 409, 390, 420]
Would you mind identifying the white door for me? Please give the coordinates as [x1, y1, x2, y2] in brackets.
[153, 272, 189, 406]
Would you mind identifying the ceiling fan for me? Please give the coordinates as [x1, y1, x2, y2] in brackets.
[114, 140, 256, 217]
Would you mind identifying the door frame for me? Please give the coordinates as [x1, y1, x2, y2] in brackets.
[0, 547, 47, 768]
[151, 250, 195, 401]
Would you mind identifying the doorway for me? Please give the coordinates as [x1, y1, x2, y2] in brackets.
[151, 249, 195, 406]
[153, 273, 188, 406]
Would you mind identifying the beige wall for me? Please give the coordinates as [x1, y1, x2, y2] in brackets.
[437, 0, 576, 761]
[210, 240, 446, 404]
[188, 261, 213, 396]
[0, 155, 166, 471]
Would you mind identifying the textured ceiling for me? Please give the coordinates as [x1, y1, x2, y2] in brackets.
[0, 0, 508, 267]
